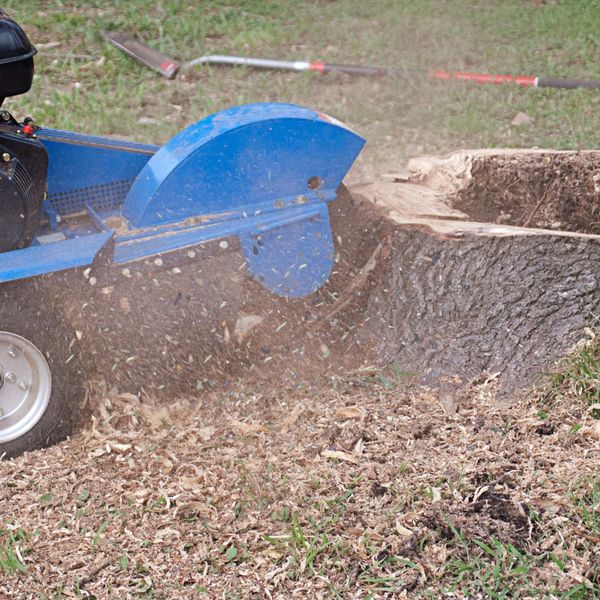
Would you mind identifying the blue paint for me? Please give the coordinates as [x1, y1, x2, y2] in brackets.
[240, 203, 334, 297]
[0, 231, 112, 282]
[37, 129, 157, 215]
[113, 203, 320, 260]
[0, 103, 364, 297]
[122, 103, 364, 228]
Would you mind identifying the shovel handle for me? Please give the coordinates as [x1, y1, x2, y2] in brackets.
[311, 62, 387, 76]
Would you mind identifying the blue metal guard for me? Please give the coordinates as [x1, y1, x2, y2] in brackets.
[37, 128, 157, 216]
[0, 103, 365, 297]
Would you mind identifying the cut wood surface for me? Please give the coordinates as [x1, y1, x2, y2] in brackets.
[351, 149, 600, 394]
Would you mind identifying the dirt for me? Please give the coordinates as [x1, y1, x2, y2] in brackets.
[452, 152, 600, 233]
[228, 187, 391, 386]
[49, 186, 391, 403]
[0, 373, 598, 597]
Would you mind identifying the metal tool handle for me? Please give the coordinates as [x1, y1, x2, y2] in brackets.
[316, 62, 387, 76]
[185, 55, 386, 77]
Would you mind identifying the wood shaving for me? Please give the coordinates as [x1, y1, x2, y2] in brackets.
[1, 379, 597, 597]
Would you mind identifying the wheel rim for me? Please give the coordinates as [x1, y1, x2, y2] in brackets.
[0, 332, 52, 444]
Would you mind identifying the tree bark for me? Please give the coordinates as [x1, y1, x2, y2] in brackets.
[352, 150, 600, 394]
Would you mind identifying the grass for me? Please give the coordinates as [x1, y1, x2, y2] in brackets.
[570, 479, 600, 542]
[440, 514, 600, 599]
[0, 0, 598, 174]
[0, 527, 27, 574]
[1, 383, 598, 597]
[153, 344, 600, 598]
[445, 539, 537, 598]
[264, 487, 354, 580]
[545, 334, 600, 413]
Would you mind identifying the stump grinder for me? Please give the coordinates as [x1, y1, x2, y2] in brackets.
[0, 11, 364, 456]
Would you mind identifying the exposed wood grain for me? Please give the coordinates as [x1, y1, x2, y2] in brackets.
[351, 149, 600, 394]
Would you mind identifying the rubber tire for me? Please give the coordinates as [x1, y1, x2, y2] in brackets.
[0, 292, 87, 458]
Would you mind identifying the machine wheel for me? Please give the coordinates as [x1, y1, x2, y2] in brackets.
[0, 299, 87, 458]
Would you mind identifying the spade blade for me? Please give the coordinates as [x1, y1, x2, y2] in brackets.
[102, 30, 179, 78]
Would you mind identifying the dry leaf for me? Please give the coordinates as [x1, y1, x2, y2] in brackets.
[395, 518, 414, 537]
[177, 502, 209, 519]
[353, 437, 365, 455]
[511, 111, 534, 126]
[233, 314, 264, 343]
[228, 418, 267, 436]
[106, 442, 132, 453]
[180, 476, 204, 492]
[281, 406, 305, 431]
[88, 447, 107, 458]
[119, 297, 131, 314]
[197, 426, 216, 441]
[335, 406, 365, 420]
[321, 449, 360, 464]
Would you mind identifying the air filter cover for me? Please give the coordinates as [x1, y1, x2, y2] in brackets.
[0, 9, 36, 98]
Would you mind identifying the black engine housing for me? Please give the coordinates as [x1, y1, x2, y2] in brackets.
[0, 9, 37, 103]
[0, 9, 47, 253]
[0, 121, 48, 252]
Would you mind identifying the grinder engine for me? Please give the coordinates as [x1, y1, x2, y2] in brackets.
[0, 8, 48, 252]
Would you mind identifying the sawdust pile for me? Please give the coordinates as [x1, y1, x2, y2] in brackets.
[1, 374, 598, 598]
[454, 152, 600, 233]
[406, 150, 600, 234]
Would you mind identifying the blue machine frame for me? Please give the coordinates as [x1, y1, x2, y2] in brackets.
[0, 103, 364, 298]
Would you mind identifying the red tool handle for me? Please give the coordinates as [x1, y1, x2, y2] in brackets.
[431, 69, 600, 90]
[431, 69, 537, 87]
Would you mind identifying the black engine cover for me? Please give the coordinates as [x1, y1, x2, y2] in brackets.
[0, 125, 48, 252]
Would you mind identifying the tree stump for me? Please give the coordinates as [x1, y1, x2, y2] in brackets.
[351, 149, 600, 394]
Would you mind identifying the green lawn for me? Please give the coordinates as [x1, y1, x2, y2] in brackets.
[3, 0, 599, 174]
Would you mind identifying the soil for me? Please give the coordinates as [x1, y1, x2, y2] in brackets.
[57, 186, 392, 401]
[0, 373, 597, 597]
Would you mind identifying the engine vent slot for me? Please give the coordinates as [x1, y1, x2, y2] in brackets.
[47, 178, 132, 215]
[12, 159, 36, 212]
